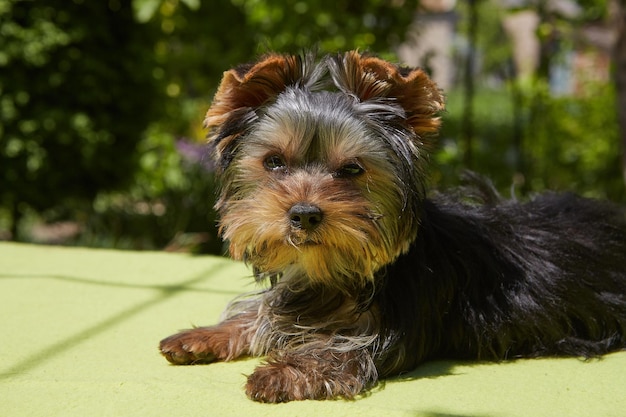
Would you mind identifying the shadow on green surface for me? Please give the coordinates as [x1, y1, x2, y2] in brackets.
[0, 269, 244, 296]
[0, 261, 234, 380]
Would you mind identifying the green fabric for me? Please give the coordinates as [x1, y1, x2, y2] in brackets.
[1, 242, 625, 417]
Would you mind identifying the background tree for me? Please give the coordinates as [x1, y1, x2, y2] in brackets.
[0, 0, 162, 238]
[228, 0, 419, 54]
[438, 0, 624, 201]
[460, 0, 481, 169]
[136, 0, 421, 131]
[614, 0, 626, 185]
[520, 0, 624, 198]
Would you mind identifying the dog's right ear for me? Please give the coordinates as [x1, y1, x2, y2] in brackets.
[205, 54, 304, 129]
[205, 53, 320, 168]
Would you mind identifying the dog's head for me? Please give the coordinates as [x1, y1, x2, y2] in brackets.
[205, 51, 444, 290]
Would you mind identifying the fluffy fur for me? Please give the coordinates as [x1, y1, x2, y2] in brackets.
[160, 50, 626, 402]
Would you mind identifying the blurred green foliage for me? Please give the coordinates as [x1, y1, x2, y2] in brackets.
[0, 0, 163, 237]
[523, 82, 623, 199]
[0, 0, 623, 252]
[437, 82, 624, 201]
[227, 0, 419, 54]
[78, 130, 222, 253]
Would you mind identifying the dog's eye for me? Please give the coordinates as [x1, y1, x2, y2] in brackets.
[263, 155, 287, 171]
[335, 162, 364, 178]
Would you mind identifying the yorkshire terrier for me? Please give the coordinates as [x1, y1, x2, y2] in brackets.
[160, 50, 626, 402]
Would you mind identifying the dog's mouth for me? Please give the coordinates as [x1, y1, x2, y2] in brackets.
[298, 240, 320, 247]
[287, 233, 321, 248]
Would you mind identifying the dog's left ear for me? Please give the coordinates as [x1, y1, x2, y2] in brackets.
[329, 51, 445, 137]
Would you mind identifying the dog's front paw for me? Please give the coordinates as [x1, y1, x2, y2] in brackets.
[159, 329, 217, 365]
[245, 356, 366, 402]
[160, 315, 255, 365]
[246, 362, 308, 403]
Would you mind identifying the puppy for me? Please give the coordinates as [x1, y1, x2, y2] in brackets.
[160, 51, 626, 403]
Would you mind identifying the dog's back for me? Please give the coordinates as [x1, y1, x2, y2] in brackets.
[376, 187, 626, 376]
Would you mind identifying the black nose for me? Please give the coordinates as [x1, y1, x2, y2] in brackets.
[288, 203, 323, 231]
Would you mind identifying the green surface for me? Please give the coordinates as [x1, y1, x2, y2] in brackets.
[1, 242, 625, 416]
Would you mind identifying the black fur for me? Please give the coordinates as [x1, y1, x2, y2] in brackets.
[374, 180, 626, 377]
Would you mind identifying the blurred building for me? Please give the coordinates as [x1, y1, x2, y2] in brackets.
[397, 0, 615, 95]
[397, 0, 457, 90]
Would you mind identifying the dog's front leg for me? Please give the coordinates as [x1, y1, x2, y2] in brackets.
[245, 345, 377, 402]
[159, 312, 256, 365]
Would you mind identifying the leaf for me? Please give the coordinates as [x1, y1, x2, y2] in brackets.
[180, 0, 201, 10]
[133, 0, 161, 23]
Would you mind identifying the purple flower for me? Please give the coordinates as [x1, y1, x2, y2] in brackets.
[176, 138, 215, 171]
